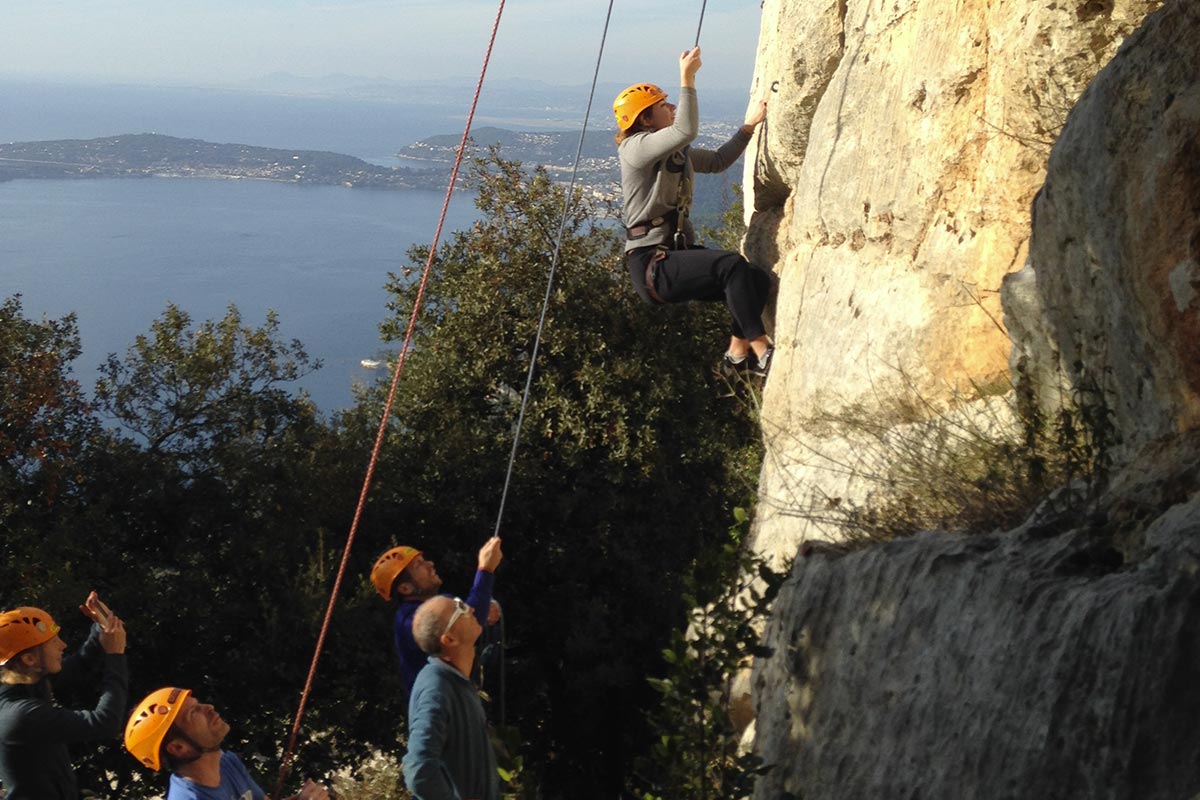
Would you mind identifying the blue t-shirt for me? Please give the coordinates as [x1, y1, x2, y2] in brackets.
[167, 751, 265, 800]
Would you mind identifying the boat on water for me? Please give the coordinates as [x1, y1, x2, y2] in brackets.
[360, 358, 384, 369]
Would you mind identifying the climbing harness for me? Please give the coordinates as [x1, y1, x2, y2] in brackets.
[641, 249, 669, 305]
[625, 209, 679, 241]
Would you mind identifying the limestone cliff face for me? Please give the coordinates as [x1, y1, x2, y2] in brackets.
[744, 0, 1161, 562]
[752, 435, 1200, 800]
[1010, 0, 1200, 457]
[746, 2, 1200, 798]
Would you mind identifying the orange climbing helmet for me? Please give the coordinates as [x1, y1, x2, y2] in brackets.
[613, 83, 668, 131]
[0, 607, 61, 665]
[370, 546, 422, 600]
[125, 687, 192, 771]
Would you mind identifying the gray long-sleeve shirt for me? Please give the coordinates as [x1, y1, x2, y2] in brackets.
[618, 86, 753, 251]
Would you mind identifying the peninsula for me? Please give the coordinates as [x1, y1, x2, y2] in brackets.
[0, 126, 741, 215]
[0, 133, 446, 189]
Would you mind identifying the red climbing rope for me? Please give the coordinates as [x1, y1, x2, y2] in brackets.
[273, 2, 507, 795]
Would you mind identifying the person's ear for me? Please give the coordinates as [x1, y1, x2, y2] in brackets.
[396, 580, 415, 598]
[165, 738, 188, 758]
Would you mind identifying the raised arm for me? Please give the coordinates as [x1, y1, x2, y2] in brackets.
[467, 537, 502, 626]
[689, 99, 767, 174]
[619, 47, 704, 168]
[13, 650, 128, 743]
[58, 592, 126, 687]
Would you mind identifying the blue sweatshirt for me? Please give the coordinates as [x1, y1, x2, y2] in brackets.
[167, 750, 265, 800]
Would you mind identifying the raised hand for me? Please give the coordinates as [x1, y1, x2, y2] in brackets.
[79, 591, 112, 625]
[477, 536, 503, 573]
[679, 46, 702, 87]
[744, 99, 767, 128]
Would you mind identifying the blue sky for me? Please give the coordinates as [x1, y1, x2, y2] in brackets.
[3, 1, 763, 92]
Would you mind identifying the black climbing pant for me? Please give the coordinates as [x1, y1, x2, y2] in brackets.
[626, 245, 772, 340]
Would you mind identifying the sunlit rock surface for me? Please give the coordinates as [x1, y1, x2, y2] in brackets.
[744, 0, 1162, 560]
[747, 3, 1200, 797]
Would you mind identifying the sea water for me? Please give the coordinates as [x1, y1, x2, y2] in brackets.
[0, 177, 478, 413]
[0, 79, 463, 165]
[0, 79, 484, 413]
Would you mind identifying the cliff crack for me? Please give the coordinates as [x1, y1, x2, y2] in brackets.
[837, 0, 848, 54]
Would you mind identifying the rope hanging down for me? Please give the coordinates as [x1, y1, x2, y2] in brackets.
[491, 0, 616, 538]
[278, 0, 701, 790]
[273, 1, 508, 795]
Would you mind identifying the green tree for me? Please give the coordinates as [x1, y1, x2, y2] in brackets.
[94, 303, 319, 471]
[344, 151, 762, 796]
[0, 295, 94, 524]
[698, 183, 747, 252]
[0, 295, 109, 648]
[632, 508, 784, 800]
[0, 302, 386, 797]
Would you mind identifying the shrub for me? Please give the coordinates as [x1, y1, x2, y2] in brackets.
[768, 363, 1120, 545]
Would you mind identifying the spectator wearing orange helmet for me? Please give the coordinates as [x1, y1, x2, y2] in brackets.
[0, 593, 127, 800]
[614, 46, 773, 377]
[370, 537, 503, 699]
[124, 686, 328, 800]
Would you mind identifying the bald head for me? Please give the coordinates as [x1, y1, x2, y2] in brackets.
[412, 596, 455, 655]
[412, 595, 482, 663]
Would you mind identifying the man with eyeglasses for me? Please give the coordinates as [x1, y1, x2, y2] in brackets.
[402, 595, 500, 800]
[369, 537, 503, 700]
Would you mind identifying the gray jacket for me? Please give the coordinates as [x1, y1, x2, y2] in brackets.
[618, 87, 752, 251]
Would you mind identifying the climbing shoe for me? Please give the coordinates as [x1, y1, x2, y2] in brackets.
[723, 351, 749, 370]
[750, 346, 774, 379]
[717, 351, 751, 381]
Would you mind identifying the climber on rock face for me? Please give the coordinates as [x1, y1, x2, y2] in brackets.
[614, 45, 774, 379]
